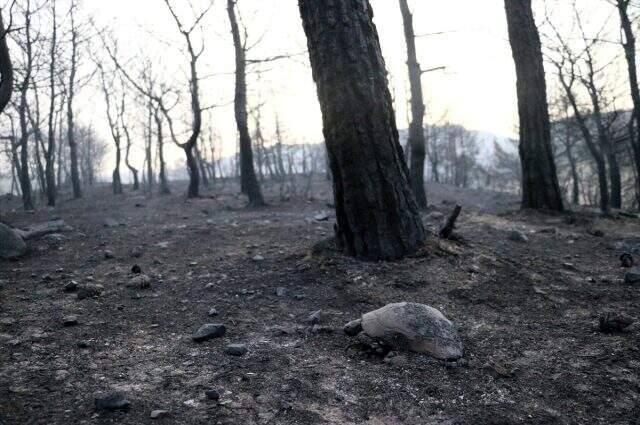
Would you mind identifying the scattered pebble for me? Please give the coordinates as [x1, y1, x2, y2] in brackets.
[625, 268, 640, 284]
[131, 264, 142, 274]
[64, 281, 78, 293]
[225, 343, 248, 356]
[275, 287, 287, 297]
[252, 255, 265, 262]
[305, 310, 323, 325]
[150, 410, 169, 419]
[192, 324, 226, 342]
[621, 253, 633, 268]
[103, 250, 115, 259]
[208, 308, 218, 317]
[205, 389, 220, 401]
[95, 392, 130, 411]
[63, 315, 78, 327]
[508, 230, 529, 243]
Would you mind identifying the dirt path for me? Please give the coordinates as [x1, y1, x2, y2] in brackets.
[1, 181, 638, 424]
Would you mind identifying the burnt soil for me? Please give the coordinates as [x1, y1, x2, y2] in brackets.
[1, 180, 639, 424]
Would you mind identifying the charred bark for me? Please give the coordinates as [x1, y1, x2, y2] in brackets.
[504, 0, 564, 211]
[299, 0, 426, 261]
[228, 0, 264, 207]
[399, 0, 427, 209]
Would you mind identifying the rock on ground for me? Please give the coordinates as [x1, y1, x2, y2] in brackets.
[360, 302, 463, 360]
[95, 392, 130, 411]
[625, 267, 640, 284]
[0, 223, 27, 260]
[192, 324, 226, 342]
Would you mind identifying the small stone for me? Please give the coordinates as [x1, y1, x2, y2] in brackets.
[150, 410, 169, 419]
[129, 274, 152, 289]
[77, 284, 104, 300]
[208, 308, 218, 317]
[131, 264, 142, 274]
[103, 250, 115, 259]
[313, 212, 330, 222]
[275, 287, 287, 297]
[130, 246, 144, 258]
[0, 223, 27, 260]
[343, 319, 363, 336]
[205, 389, 220, 401]
[621, 253, 633, 268]
[508, 230, 529, 243]
[63, 315, 78, 327]
[305, 310, 323, 325]
[192, 324, 226, 342]
[64, 280, 78, 293]
[225, 343, 248, 356]
[95, 392, 130, 411]
[77, 340, 90, 349]
[599, 312, 634, 333]
[625, 268, 640, 284]
[384, 352, 408, 367]
[252, 255, 265, 262]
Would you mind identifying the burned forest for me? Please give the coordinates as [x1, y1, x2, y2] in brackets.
[1, 0, 640, 424]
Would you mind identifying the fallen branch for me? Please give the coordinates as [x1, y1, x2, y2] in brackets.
[439, 205, 462, 239]
[15, 219, 73, 240]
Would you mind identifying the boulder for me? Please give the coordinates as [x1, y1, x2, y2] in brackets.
[345, 302, 463, 360]
[0, 223, 27, 260]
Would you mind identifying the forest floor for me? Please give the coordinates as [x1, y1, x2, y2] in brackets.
[1, 178, 639, 425]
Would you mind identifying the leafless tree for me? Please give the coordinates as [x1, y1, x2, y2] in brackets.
[504, 0, 564, 211]
[399, 0, 427, 209]
[0, 3, 14, 115]
[299, 0, 425, 260]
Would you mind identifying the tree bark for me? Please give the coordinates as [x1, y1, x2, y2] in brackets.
[399, 0, 427, 209]
[504, 0, 564, 211]
[0, 7, 13, 115]
[616, 0, 640, 202]
[228, 0, 264, 207]
[154, 109, 170, 195]
[67, 4, 82, 199]
[45, 1, 58, 206]
[299, 0, 426, 261]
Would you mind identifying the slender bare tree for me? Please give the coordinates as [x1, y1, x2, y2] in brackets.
[399, 0, 427, 209]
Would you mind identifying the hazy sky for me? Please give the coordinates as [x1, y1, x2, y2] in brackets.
[77, 0, 624, 172]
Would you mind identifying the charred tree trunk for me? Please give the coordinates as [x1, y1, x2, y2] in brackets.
[45, 1, 58, 206]
[228, 0, 264, 207]
[399, 0, 427, 209]
[122, 109, 140, 191]
[67, 7, 82, 199]
[504, 0, 564, 211]
[0, 7, 13, 115]
[195, 144, 209, 188]
[616, 0, 640, 200]
[299, 0, 426, 261]
[154, 109, 170, 195]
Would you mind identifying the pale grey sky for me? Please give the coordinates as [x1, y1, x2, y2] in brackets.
[77, 0, 626, 173]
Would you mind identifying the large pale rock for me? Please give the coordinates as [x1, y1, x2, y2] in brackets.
[359, 302, 463, 360]
[0, 223, 27, 260]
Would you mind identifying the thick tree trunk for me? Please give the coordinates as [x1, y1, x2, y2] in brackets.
[0, 8, 13, 115]
[399, 0, 427, 209]
[228, 0, 265, 207]
[504, 0, 564, 211]
[617, 0, 640, 200]
[299, 0, 426, 261]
